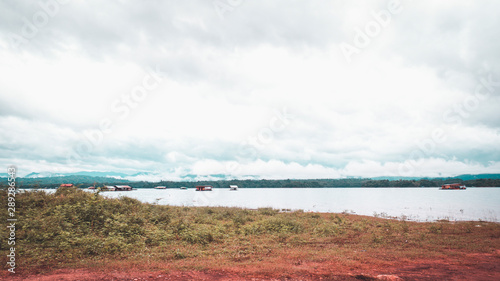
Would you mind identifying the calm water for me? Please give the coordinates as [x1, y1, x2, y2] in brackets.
[80, 187, 500, 222]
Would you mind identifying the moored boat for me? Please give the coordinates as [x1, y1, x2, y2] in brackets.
[440, 183, 466, 190]
[195, 185, 213, 191]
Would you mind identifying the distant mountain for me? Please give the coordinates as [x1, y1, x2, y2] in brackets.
[25, 172, 66, 178]
[23, 171, 134, 179]
[371, 174, 500, 181]
[12, 171, 500, 186]
[371, 176, 427, 181]
[10, 174, 500, 188]
[182, 174, 198, 180]
[70, 171, 131, 178]
[20, 170, 164, 183]
[16, 175, 131, 188]
[178, 173, 258, 181]
[129, 172, 153, 177]
[449, 174, 500, 180]
[0, 173, 8, 178]
[177, 174, 223, 181]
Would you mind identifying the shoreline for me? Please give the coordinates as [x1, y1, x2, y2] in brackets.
[21, 187, 500, 223]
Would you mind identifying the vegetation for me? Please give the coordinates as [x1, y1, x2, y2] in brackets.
[1, 186, 499, 277]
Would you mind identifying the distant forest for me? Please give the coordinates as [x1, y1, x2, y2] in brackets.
[3, 175, 500, 189]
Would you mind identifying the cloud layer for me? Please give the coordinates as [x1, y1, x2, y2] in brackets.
[1, 0, 499, 179]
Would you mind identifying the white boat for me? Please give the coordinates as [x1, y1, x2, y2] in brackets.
[229, 185, 238, 191]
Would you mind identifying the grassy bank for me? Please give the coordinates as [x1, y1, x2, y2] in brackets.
[1, 187, 499, 279]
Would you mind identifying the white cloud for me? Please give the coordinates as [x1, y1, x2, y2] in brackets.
[0, 0, 499, 179]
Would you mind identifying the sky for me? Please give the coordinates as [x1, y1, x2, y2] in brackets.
[1, 0, 500, 180]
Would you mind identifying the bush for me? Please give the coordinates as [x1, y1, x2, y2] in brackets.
[181, 225, 223, 245]
[243, 217, 302, 235]
[429, 224, 442, 234]
[9, 188, 152, 258]
[258, 207, 279, 216]
[149, 206, 172, 225]
[313, 223, 340, 237]
[233, 212, 252, 227]
[173, 249, 186, 259]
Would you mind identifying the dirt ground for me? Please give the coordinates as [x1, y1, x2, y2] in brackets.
[4, 250, 499, 281]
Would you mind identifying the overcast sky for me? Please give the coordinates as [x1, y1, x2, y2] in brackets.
[1, 0, 499, 180]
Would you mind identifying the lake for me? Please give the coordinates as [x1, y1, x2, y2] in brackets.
[79, 187, 500, 222]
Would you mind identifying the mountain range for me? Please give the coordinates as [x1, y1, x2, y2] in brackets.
[23, 171, 133, 178]
[371, 174, 500, 181]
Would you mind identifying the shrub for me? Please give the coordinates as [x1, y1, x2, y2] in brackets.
[145, 227, 173, 246]
[149, 206, 172, 225]
[181, 225, 223, 245]
[331, 214, 347, 225]
[313, 223, 340, 237]
[54, 186, 85, 197]
[8, 188, 154, 258]
[243, 217, 302, 235]
[233, 212, 252, 227]
[258, 207, 279, 216]
[173, 249, 186, 259]
[401, 221, 410, 233]
[429, 224, 442, 234]
[310, 213, 321, 219]
[102, 236, 129, 254]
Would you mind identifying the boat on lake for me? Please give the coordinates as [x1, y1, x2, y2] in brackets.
[195, 185, 213, 191]
[101, 185, 133, 191]
[229, 185, 238, 191]
[440, 183, 466, 190]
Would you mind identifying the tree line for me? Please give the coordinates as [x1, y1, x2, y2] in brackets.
[3, 175, 500, 189]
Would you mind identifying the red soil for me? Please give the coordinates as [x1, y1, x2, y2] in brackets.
[4, 250, 499, 281]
